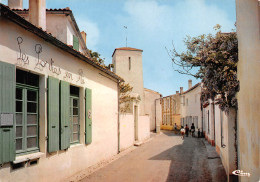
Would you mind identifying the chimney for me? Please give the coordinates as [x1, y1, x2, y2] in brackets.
[8, 0, 23, 9]
[176, 91, 179, 94]
[180, 87, 183, 94]
[81, 31, 87, 45]
[29, 0, 46, 30]
[188, 79, 192, 89]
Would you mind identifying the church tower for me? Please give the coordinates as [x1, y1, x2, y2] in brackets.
[112, 47, 145, 115]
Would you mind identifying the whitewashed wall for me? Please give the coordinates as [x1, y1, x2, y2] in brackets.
[236, 0, 260, 181]
[144, 88, 161, 131]
[0, 16, 118, 182]
[138, 116, 150, 142]
[120, 114, 134, 151]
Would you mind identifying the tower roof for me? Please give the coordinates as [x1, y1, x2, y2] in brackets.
[112, 47, 143, 57]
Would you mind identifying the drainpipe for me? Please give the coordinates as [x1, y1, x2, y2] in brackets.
[155, 97, 162, 133]
[117, 81, 121, 153]
[213, 102, 215, 145]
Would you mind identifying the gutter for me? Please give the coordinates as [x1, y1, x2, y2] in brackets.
[0, 4, 123, 82]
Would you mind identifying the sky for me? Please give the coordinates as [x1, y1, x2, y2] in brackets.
[1, 0, 236, 96]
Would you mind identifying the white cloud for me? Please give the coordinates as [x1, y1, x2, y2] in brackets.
[124, 1, 172, 33]
[123, 0, 234, 37]
[77, 19, 100, 50]
[119, 0, 235, 95]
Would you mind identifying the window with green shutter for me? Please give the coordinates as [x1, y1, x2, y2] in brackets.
[0, 61, 16, 164]
[15, 70, 39, 155]
[47, 76, 60, 153]
[70, 85, 80, 144]
[85, 88, 92, 144]
[73, 35, 79, 51]
[60, 81, 70, 150]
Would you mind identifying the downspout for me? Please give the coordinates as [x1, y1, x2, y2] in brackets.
[154, 99, 156, 131]
[213, 102, 215, 144]
[155, 98, 161, 133]
[117, 80, 121, 153]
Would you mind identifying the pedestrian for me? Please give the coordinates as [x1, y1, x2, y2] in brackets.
[185, 124, 189, 137]
[174, 123, 177, 130]
[173, 123, 177, 134]
[180, 126, 185, 139]
[198, 128, 201, 138]
[191, 123, 195, 137]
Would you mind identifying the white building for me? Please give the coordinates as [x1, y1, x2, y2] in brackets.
[180, 81, 202, 134]
[112, 47, 158, 136]
[144, 88, 161, 131]
[0, 1, 124, 181]
[236, 0, 260, 181]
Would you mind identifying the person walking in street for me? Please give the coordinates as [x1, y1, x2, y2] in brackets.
[198, 128, 201, 138]
[191, 123, 195, 137]
[174, 123, 177, 134]
[185, 124, 189, 137]
[180, 126, 185, 140]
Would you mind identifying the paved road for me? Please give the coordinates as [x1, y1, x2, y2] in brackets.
[80, 131, 226, 182]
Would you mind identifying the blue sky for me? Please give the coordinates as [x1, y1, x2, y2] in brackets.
[1, 0, 236, 96]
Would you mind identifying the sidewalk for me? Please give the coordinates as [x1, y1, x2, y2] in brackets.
[202, 139, 227, 182]
[65, 132, 159, 182]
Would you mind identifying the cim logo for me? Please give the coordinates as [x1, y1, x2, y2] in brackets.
[232, 170, 250, 177]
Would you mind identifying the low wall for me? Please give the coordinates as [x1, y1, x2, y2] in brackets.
[161, 125, 173, 131]
[138, 115, 150, 142]
[120, 114, 134, 151]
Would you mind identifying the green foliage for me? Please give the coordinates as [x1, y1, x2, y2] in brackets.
[88, 49, 133, 113]
[169, 25, 239, 112]
[119, 82, 134, 113]
[89, 49, 105, 65]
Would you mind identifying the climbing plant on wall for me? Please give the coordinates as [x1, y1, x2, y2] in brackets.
[88, 49, 134, 113]
[168, 25, 239, 112]
[119, 82, 135, 113]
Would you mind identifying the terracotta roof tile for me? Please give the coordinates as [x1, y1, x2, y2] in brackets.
[115, 47, 143, 51]
[12, 8, 71, 12]
[0, 4, 123, 82]
[112, 47, 143, 57]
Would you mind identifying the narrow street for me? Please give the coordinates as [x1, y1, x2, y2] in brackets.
[80, 131, 227, 182]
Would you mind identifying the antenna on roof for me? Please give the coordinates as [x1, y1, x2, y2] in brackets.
[124, 26, 128, 47]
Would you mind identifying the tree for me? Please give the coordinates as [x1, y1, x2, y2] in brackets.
[89, 49, 105, 65]
[168, 25, 239, 112]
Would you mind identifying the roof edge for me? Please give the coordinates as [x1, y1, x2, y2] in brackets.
[181, 82, 201, 95]
[0, 4, 123, 82]
[112, 47, 143, 57]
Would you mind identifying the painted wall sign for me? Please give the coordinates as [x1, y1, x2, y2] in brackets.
[77, 69, 85, 84]
[64, 71, 73, 81]
[16, 37, 29, 66]
[16, 36, 85, 84]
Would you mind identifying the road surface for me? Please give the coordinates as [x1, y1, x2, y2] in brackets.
[80, 131, 226, 182]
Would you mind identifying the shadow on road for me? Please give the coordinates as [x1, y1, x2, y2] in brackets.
[149, 131, 224, 182]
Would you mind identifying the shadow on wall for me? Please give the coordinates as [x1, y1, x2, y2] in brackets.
[149, 131, 226, 182]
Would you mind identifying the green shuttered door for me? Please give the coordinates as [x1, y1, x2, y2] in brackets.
[48, 76, 60, 152]
[0, 61, 15, 164]
[60, 81, 70, 150]
[85, 88, 92, 144]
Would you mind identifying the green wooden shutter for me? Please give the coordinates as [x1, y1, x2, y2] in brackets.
[48, 76, 60, 152]
[85, 88, 92, 144]
[0, 61, 15, 164]
[60, 81, 70, 150]
[73, 35, 79, 51]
